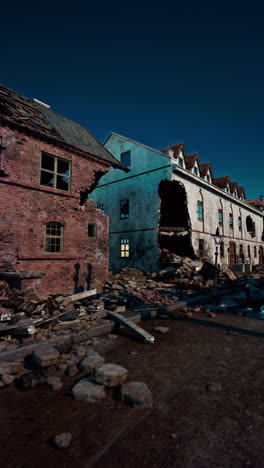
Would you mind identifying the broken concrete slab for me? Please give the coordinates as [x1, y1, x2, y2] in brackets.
[0, 361, 23, 375]
[93, 363, 128, 387]
[121, 381, 153, 408]
[72, 378, 106, 402]
[63, 289, 97, 305]
[54, 433, 72, 448]
[32, 345, 60, 367]
[80, 352, 105, 373]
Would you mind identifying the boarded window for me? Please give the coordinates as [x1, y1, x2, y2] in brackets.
[88, 224, 97, 238]
[120, 238, 130, 258]
[41, 153, 71, 192]
[120, 200, 129, 219]
[121, 151, 131, 167]
[198, 239, 204, 258]
[197, 201, 203, 220]
[45, 222, 63, 253]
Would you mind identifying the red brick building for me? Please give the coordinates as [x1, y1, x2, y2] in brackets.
[0, 85, 126, 296]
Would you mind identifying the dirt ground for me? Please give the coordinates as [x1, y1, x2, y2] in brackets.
[1, 312, 264, 468]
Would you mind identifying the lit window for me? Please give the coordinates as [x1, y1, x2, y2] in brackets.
[121, 238, 130, 257]
[178, 157, 183, 167]
[45, 222, 63, 253]
[218, 209, 223, 225]
[40, 153, 71, 192]
[88, 223, 96, 238]
[121, 151, 131, 167]
[229, 213, 233, 227]
[120, 200, 129, 219]
[97, 204, 105, 214]
[197, 201, 204, 220]
[198, 239, 204, 258]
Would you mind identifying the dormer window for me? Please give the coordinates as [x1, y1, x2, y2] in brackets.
[206, 174, 210, 182]
[193, 167, 198, 175]
[178, 157, 183, 167]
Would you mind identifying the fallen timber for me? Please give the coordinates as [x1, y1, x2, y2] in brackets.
[107, 311, 155, 344]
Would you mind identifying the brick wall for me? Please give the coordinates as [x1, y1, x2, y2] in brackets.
[0, 124, 110, 296]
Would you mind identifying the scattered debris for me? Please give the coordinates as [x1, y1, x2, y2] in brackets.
[153, 327, 169, 334]
[107, 311, 155, 344]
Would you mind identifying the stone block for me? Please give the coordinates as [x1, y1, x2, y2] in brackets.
[72, 378, 105, 402]
[93, 363, 128, 387]
[32, 345, 60, 367]
[121, 381, 153, 408]
[80, 352, 105, 373]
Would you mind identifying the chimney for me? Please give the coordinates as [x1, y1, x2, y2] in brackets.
[259, 195, 264, 202]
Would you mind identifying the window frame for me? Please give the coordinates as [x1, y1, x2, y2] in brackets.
[198, 239, 204, 258]
[197, 200, 204, 220]
[120, 199, 129, 219]
[218, 208, 223, 225]
[120, 238, 130, 258]
[229, 212, 234, 227]
[121, 150, 131, 168]
[40, 152, 71, 192]
[44, 222, 64, 254]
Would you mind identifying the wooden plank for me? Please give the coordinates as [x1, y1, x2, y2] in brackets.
[107, 311, 155, 344]
[64, 289, 97, 304]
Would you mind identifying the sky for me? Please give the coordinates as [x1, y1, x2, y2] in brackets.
[1, 1, 264, 199]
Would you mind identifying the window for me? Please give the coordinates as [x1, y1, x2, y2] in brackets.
[45, 222, 63, 253]
[88, 223, 97, 238]
[218, 209, 223, 225]
[198, 239, 204, 258]
[40, 153, 71, 192]
[120, 199, 129, 219]
[197, 200, 204, 220]
[206, 174, 210, 182]
[120, 238, 130, 258]
[220, 241, 224, 258]
[254, 246, 257, 258]
[178, 157, 183, 167]
[97, 204, 105, 214]
[193, 166, 198, 175]
[229, 213, 233, 227]
[121, 151, 131, 168]
[238, 216, 242, 231]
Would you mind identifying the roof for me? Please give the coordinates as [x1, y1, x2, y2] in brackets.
[0, 85, 127, 171]
[160, 143, 185, 159]
[229, 181, 238, 194]
[246, 199, 264, 206]
[199, 162, 214, 178]
[213, 176, 230, 189]
[185, 153, 199, 169]
[237, 186, 246, 198]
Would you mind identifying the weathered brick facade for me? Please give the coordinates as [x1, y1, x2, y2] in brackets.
[0, 87, 124, 296]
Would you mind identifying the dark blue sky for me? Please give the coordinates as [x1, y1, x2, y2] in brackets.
[2, 1, 263, 199]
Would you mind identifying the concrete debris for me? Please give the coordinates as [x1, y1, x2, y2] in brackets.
[72, 378, 106, 402]
[80, 352, 105, 373]
[153, 327, 169, 334]
[54, 433, 72, 448]
[93, 363, 128, 387]
[32, 346, 60, 368]
[47, 376, 62, 391]
[107, 311, 155, 344]
[121, 381, 153, 408]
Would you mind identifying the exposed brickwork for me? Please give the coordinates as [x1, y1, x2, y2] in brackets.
[0, 125, 110, 296]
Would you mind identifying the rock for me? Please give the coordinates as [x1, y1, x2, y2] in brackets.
[80, 352, 105, 373]
[205, 279, 214, 288]
[121, 381, 153, 408]
[67, 364, 78, 377]
[17, 372, 46, 389]
[207, 382, 222, 392]
[93, 363, 128, 387]
[1, 373, 15, 385]
[32, 346, 60, 367]
[153, 327, 169, 334]
[0, 361, 23, 375]
[47, 376, 62, 391]
[54, 432, 72, 448]
[72, 378, 106, 402]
